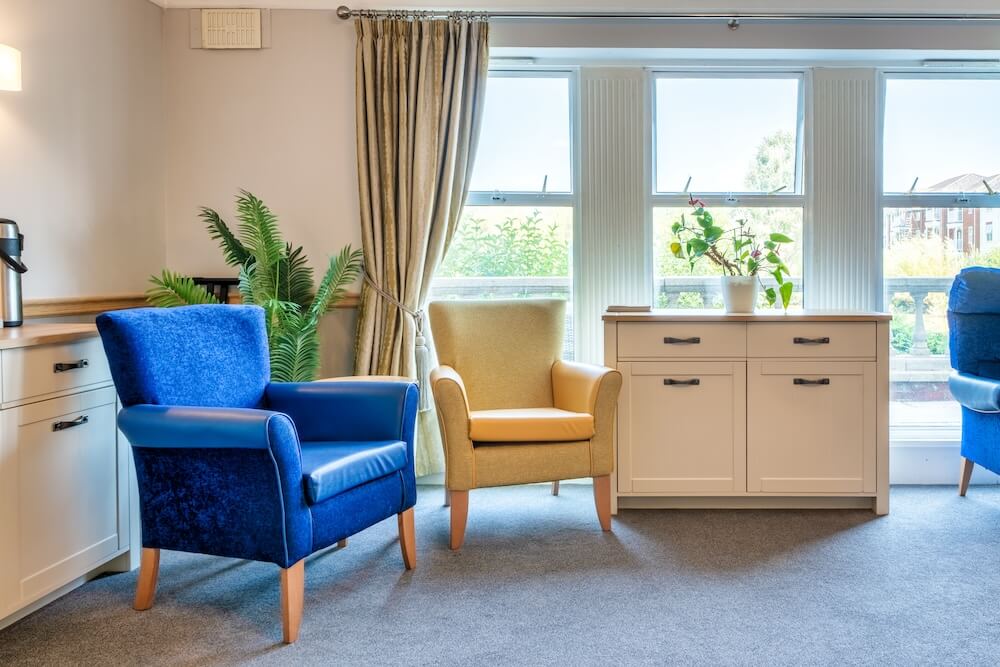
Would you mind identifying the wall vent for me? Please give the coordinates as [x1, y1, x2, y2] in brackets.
[201, 9, 262, 49]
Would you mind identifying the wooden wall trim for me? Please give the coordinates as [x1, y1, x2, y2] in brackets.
[25, 292, 361, 318]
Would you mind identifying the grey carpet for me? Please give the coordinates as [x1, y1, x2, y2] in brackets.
[1, 485, 998, 666]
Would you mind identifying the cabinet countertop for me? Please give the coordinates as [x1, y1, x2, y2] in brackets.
[0, 323, 99, 350]
[602, 309, 892, 323]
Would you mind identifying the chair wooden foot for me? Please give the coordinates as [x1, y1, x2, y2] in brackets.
[133, 548, 160, 611]
[280, 560, 304, 644]
[337, 538, 348, 548]
[444, 487, 451, 507]
[959, 457, 975, 497]
[593, 475, 612, 532]
[398, 507, 416, 570]
[450, 490, 469, 550]
[551, 480, 560, 496]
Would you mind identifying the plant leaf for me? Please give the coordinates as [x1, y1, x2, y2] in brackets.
[201, 207, 251, 267]
[769, 232, 794, 244]
[780, 281, 794, 310]
[146, 270, 221, 307]
[308, 245, 364, 324]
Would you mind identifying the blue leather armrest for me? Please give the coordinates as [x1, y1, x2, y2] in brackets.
[265, 381, 419, 443]
[949, 372, 1000, 413]
[118, 405, 295, 449]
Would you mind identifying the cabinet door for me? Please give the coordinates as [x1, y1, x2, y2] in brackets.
[6, 388, 119, 605]
[619, 362, 746, 493]
[747, 361, 876, 494]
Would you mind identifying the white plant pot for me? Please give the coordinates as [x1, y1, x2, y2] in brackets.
[721, 275, 756, 313]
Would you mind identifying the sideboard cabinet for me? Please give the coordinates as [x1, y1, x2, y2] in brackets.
[604, 311, 891, 515]
[0, 324, 135, 629]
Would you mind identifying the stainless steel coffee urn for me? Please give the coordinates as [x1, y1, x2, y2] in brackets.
[0, 220, 27, 327]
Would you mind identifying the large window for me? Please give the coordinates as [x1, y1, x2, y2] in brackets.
[433, 71, 576, 357]
[651, 73, 805, 308]
[882, 74, 1000, 443]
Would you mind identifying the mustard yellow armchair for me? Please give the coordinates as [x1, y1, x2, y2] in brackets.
[429, 299, 622, 550]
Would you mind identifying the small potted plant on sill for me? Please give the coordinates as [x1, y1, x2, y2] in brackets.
[669, 198, 794, 313]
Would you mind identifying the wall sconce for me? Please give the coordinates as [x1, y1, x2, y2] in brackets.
[0, 45, 22, 92]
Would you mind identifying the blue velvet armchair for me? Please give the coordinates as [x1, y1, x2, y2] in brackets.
[947, 267, 1000, 496]
[97, 304, 419, 644]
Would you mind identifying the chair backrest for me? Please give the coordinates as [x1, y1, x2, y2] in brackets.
[97, 304, 271, 408]
[948, 266, 1000, 379]
[429, 299, 565, 411]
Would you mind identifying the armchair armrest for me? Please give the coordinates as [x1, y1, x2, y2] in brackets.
[949, 371, 1000, 413]
[430, 366, 474, 490]
[117, 404, 311, 568]
[552, 360, 621, 415]
[265, 380, 419, 444]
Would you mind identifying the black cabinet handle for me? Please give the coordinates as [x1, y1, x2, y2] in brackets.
[664, 378, 701, 386]
[53, 415, 89, 432]
[664, 336, 701, 345]
[793, 378, 831, 386]
[54, 359, 89, 373]
[793, 337, 830, 345]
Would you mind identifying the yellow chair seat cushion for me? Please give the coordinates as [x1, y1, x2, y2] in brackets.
[469, 408, 595, 443]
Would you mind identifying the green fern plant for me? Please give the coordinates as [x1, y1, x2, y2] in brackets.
[147, 190, 364, 382]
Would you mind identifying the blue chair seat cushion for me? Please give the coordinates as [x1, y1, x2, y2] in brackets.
[949, 372, 1000, 413]
[300, 440, 408, 504]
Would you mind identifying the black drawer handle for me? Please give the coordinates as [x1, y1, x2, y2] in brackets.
[664, 337, 701, 345]
[664, 378, 701, 386]
[53, 415, 89, 432]
[54, 359, 89, 373]
[793, 378, 831, 386]
[793, 337, 830, 345]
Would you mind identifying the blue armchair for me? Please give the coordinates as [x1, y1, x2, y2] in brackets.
[947, 267, 1000, 496]
[97, 305, 419, 643]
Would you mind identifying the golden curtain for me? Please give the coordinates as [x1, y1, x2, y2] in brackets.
[353, 16, 489, 476]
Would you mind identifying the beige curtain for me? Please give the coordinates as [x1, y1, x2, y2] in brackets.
[353, 16, 489, 476]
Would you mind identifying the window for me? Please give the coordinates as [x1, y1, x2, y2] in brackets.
[882, 74, 1000, 445]
[434, 71, 576, 358]
[651, 73, 805, 308]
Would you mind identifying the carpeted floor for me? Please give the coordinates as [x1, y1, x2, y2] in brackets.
[1, 485, 998, 666]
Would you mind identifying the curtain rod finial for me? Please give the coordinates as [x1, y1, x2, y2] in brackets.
[337, 5, 352, 20]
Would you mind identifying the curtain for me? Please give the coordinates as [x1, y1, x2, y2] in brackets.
[353, 15, 489, 476]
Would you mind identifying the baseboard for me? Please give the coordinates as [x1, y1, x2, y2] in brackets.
[890, 441, 1000, 485]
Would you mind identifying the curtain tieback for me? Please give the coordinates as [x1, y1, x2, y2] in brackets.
[363, 271, 431, 411]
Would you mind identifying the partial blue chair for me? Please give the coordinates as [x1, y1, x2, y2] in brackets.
[947, 266, 1000, 496]
[97, 304, 419, 643]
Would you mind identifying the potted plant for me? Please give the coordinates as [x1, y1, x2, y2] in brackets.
[146, 190, 363, 382]
[669, 198, 794, 313]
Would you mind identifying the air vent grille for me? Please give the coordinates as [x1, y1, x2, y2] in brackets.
[201, 9, 262, 49]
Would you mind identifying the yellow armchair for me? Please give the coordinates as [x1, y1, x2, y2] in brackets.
[429, 299, 622, 550]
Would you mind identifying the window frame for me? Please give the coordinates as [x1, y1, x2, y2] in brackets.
[465, 68, 579, 207]
[649, 69, 808, 209]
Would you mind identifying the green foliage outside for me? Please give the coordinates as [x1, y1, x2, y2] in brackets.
[147, 191, 363, 382]
[438, 209, 568, 278]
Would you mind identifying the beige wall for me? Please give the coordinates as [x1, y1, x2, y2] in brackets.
[0, 0, 165, 300]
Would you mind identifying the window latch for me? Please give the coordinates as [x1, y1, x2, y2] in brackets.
[491, 190, 506, 203]
[725, 193, 738, 204]
[956, 194, 970, 205]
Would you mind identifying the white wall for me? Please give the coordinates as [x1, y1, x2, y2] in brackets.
[0, 0, 165, 300]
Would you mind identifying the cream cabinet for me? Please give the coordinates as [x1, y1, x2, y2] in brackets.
[604, 311, 890, 515]
[0, 324, 133, 629]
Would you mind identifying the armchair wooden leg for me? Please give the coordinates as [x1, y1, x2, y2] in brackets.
[133, 548, 160, 611]
[960, 457, 975, 497]
[450, 490, 469, 551]
[337, 538, 348, 548]
[551, 480, 560, 496]
[444, 488, 451, 507]
[593, 475, 612, 532]
[398, 508, 416, 570]
[280, 560, 305, 644]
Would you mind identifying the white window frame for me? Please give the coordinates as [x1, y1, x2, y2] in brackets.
[465, 69, 579, 209]
[649, 70, 808, 210]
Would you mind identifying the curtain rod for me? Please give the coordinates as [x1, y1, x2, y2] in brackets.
[335, 6, 1000, 25]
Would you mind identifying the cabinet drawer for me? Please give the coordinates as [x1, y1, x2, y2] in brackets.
[747, 322, 876, 359]
[618, 362, 746, 494]
[5, 387, 119, 605]
[747, 361, 876, 494]
[2, 336, 111, 403]
[617, 323, 746, 359]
